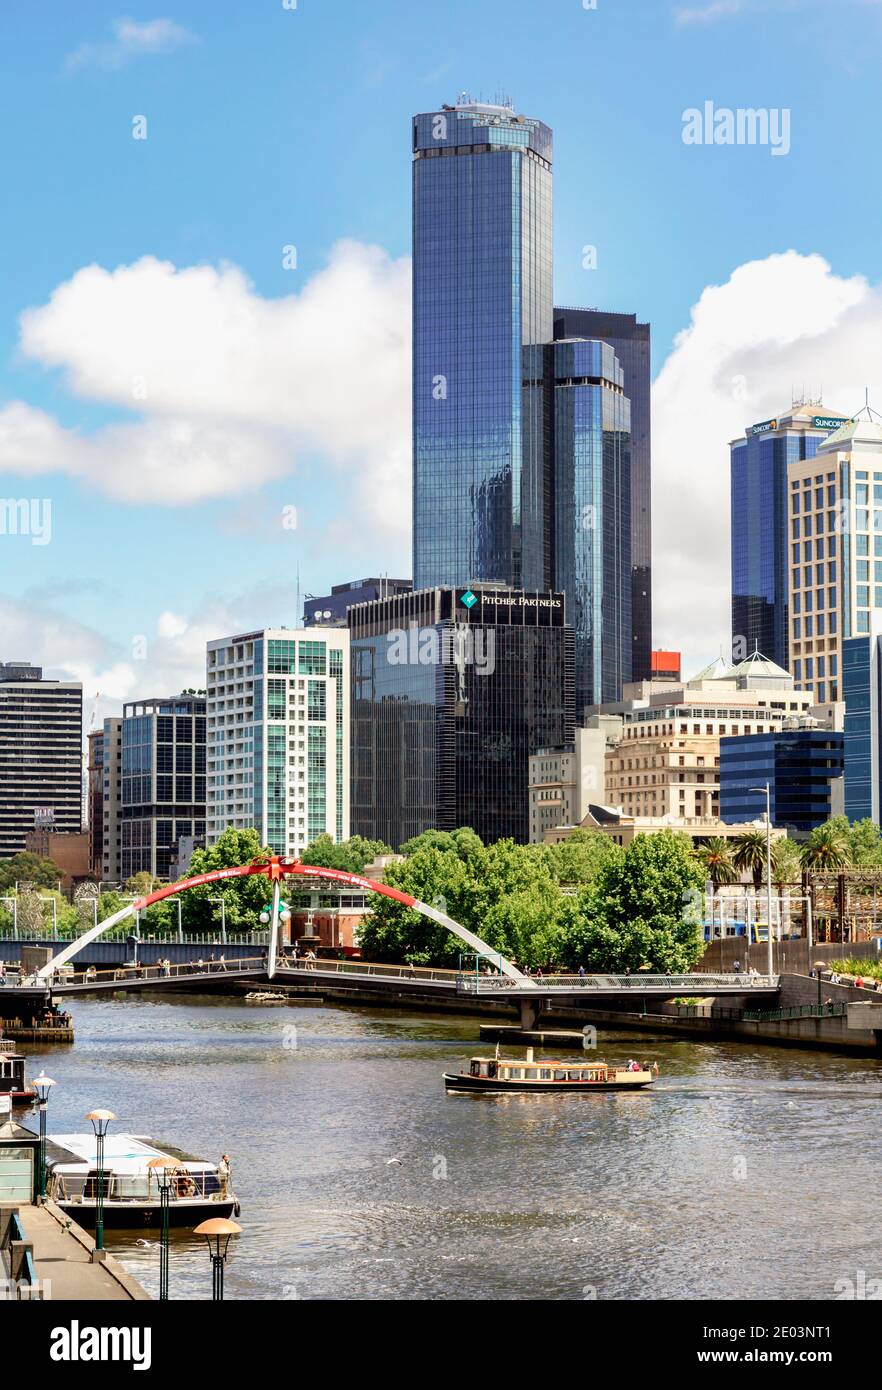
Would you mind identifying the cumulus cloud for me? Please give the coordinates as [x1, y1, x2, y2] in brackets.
[3, 242, 412, 532]
[653, 249, 879, 674]
[66, 17, 196, 72]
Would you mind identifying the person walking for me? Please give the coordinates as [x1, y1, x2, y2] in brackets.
[578, 965, 586, 986]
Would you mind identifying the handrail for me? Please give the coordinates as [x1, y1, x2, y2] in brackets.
[278, 959, 460, 984]
[50, 957, 267, 989]
[457, 972, 780, 993]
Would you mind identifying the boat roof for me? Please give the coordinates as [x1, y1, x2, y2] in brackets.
[46, 1132, 214, 1174]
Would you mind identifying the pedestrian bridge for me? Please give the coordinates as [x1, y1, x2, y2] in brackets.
[49, 958, 266, 995]
[456, 972, 780, 997]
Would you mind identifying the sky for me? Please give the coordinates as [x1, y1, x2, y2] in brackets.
[3, 0, 882, 730]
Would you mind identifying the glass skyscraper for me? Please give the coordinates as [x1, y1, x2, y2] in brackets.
[553, 309, 650, 681]
[719, 728, 844, 833]
[412, 99, 553, 592]
[843, 615, 882, 823]
[730, 405, 849, 670]
[121, 694, 206, 880]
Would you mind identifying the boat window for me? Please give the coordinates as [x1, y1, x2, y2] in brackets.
[554, 1069, 567, 1081]
[479, 1064, 490, 1077]
[470, 1062, 479, 1076]
[539, 1069, 552, 1080]
[113, 1176, 151, 1201]
[511, 1068, 525, 1079]
[203, 1173, 220, 1196]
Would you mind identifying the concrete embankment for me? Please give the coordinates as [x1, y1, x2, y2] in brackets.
[2, 1200, 150, 1300]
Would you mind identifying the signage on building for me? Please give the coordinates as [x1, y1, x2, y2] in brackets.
[812, 416, 850, 431]
[33, 807, 55, 827]
[750, 419, 778, 435]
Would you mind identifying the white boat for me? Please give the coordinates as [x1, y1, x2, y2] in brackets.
[46, 1132, 240, 1229]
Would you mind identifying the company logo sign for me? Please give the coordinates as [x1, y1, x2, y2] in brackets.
[750, 419, 778, 435]
[813, 416, 850, 431]
[459, 590, 478, 609]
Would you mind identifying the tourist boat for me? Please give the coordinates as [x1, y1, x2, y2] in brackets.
[244, 990, 286, 1004]
[45, 1133, 241, 1228]
[443, 1047, 656, 1094]
[0, 1040, 35, 1106]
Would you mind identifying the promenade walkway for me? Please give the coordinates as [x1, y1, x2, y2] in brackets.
[4, 1201, 150, 1300]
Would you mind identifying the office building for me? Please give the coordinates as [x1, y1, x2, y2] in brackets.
[528, 715, 622, 843]
[304, 578, 411, 628]
[121, 694, 206, 880]
[554, 309, 652, 680]
[719, 729, 844, 833]
[87, 717, 122, 882]
[731, 404, 849, 671]
[843, 613, 882, 822]
[349, 584, 574, 847]
[0, 662, 82, 858]
[545, 807, 786, 850]
[789, 412, 882, 703]
[206, 628, 349, 858]
[412, 97, 553, 594]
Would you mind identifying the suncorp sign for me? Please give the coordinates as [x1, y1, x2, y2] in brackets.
[812, 416, 850, 431]
[750, 418, 778, 435]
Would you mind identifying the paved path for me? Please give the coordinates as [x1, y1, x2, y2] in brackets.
[12, 1201, 150, 1300]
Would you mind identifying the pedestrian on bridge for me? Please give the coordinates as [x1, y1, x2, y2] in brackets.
[578, 965, 586, 985]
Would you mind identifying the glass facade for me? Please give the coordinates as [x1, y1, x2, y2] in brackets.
[412, 102, 553, 592]
[349, 586, 575, 848]
[121, 695, 207, 879]
[551, 339, 631, 710]
[843, 630, 882, 822]
[553, 309, 651, 681]
[719, 730, 844, 832]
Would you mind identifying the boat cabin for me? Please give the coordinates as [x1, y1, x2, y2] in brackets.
[46, 1133, 227, 1204]
[468, 1057, 614, 1083]
[0, 1044, 31, 1103]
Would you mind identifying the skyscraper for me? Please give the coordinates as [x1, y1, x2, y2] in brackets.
[412, 98, 553, 593]
[553, 309, 651, 680]
[0, 662, 82, 858]
[843, 613, 882, 822]
[121, 694, 206, 880]
[206, 628, 349, 858]
[730, 404, 849, 671]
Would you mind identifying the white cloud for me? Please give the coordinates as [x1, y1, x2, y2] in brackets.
[653, 249, 878, 675]
[66, 17, 196, 72]
[2, 242, 412, 533]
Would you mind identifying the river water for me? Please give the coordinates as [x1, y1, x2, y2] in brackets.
[22, 994, 882, 1302]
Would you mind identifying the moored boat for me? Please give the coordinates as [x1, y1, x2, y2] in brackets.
[443, 1046, 656, 1095]
[46, 1133, 240, 1228]
[0, 1040, 36, 1106]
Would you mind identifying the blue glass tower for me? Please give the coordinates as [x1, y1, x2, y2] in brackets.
[412, 99, 553, 592]
[843, 619, 882, 823]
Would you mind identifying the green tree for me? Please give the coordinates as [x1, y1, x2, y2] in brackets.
[123, 872, 158, 898]
[771, 836, 802, 891]
[398, 827, 484, 860]
[733, 830, 768, 890]
[181, 827, 274, 932]
[541, 828, 617, 886]
[800, 821, 850, 871]
[828, 815, 882, 867]
[0, 852, 63, 893]
[559, 831, 705, 972]
[695, 837, 737, 892]
[301, 834, 392, 874]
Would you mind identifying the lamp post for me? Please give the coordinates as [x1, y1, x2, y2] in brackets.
[86, 1109, 115, 1251]
[194, 1217, 242, 1300]
[749, 783, 774, 979]
[209, 897, 227, 944]
[147, 1157, 177, 1300]
[33, 1072, 56, 1200]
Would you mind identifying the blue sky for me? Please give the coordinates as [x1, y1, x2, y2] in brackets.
[3, 0, 882, 710]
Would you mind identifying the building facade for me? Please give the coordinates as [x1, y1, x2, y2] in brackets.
[87, 717, 122, 882]
[843, 614, 882, 823]
[731, 405, 850, 671]
[0, 662, 82, 858]
[528, 716, 622, 843]
[789, 415, 882, 703]
[121, 695, 206, 881]
[304, 578, 412, 629]
[349, 585, 575, 848]
[206, 629, 349, 859]
[719, 729, 845, 833]
[553, 309, 652, 680]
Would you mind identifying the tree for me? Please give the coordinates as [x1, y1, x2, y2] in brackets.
[181, 828, 275, 932]
[695, 837, 737, 891]
[0, 852, 62, 893]
[541, 828, 617, 886]
[800, 822, 850, 872]
[559, 831, 705, 973]
[398, 827, 484, 860]
[123, 872, 157, 898]
[301, 834, 392, 875]
[733, 830, 768, 890]
[827, 816, 882, 867]
[771, 836, 802, 891]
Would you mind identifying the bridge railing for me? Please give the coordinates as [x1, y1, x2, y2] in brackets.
[0, 929, 269, 945]
[278, 958, 460, 985]
[47, 957, 267, 990]
[457, 972, 780, 994]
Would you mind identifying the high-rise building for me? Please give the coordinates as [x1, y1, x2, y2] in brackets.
[788, 413, 882, 702]
[206, 629, 349, 858]
[412, 98, 554, 593]
[349, 584, 574, 847]
[0, 662, 82, 858]
[121, 695, 206, 880]
[528, 716, 622, 844]
[87, 717, 122, 882]
[731, 405, 849, 670]
[719, 728, 844, 832]
[843, 612, 882, 822]
[553, 309, 652, 680]
[304, 578, 412, 628]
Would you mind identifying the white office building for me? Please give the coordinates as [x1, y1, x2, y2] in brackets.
[206, 628, 349, 858]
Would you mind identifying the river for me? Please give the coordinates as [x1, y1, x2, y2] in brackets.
[22, 994, 882, 1301]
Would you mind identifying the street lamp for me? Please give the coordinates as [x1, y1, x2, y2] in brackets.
[147, 1156, 177, 1300]
[749, 784, 774, 979]
[33, 1072, 56, 1200]
[85, 1109, 115, 1252]
[193, 1216, 242, 1300]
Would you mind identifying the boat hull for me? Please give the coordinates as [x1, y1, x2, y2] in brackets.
[55, 1199, 240, 1229]
[443, 1072, 652, 1095]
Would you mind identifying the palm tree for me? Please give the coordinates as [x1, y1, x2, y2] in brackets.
[696, 838, 737, 892]
[733, 830, 768, 890]
[800, 823, 850, 872]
